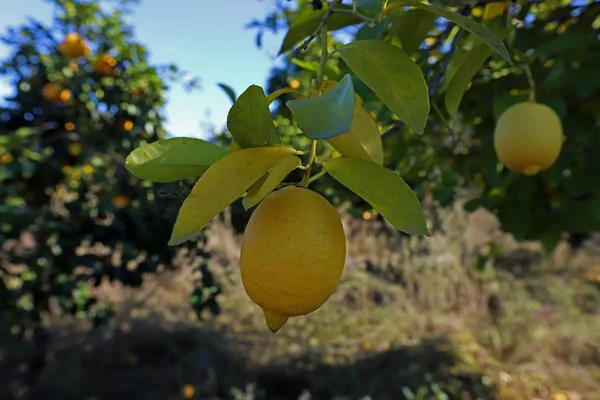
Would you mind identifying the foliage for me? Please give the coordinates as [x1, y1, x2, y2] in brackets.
[243, 0, 600, 251]
[0, 0, 214, 339]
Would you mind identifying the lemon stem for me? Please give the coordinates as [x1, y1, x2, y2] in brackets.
[522, 62, 536, 102]
[300, 22, 328, 188]
[300, 140, 318, 187]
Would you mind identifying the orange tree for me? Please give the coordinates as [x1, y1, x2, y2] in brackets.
[0, 0, 221, 339]
[238, 0, 600, 252]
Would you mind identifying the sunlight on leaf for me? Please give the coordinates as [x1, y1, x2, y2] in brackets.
[227, 85, 280, 149]
[323, 158, 429, 236]
[242, 154, 302, 210]
[338, 40, 429, 134]
[169, 147, 296, 246]
[125, 137, 228, 182]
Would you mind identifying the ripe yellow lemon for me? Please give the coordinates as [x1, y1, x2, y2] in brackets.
[494, 101, 563, 176]
[240, 186, 346, 333]
[94, 53, 117, 75]
[59, 32, 91, 58]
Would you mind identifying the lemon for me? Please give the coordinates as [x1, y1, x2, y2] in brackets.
[493, 101, 563, 176]
[240, 186, 346, 333]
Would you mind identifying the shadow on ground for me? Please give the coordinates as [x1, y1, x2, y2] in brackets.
[0, 320, 494, 400]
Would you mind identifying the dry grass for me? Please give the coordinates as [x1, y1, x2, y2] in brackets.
[1, 204, 600, 400]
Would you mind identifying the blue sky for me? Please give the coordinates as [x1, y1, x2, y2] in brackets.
[0, 0, 286, 139]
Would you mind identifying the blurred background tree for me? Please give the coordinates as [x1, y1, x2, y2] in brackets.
[0, 0, 221, 341]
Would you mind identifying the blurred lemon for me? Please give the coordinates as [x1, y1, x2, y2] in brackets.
[83, 164, 93, 175]
[111, 195, 130, 208]
[59, 32, 91, 58]
[182, 385, 195, 399]
[42, 83, 62, 101]
[424, 37, 436, 47]
[0, 154, 13, 164]
[121, 120, 134, 132]
[240, 186, 346, 333]
[68, 143, 82, 156]
[64, 122, 75, 131]
[59, 89, 72, 103]
[494, 101, 563, 176]
[289, 79, 301, 90]
[93, 53, 117, 75]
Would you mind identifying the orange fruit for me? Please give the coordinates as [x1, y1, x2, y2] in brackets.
[93, 53, 117, 75]
[59, 32, 91, 58]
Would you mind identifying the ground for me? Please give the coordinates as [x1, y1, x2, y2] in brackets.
[1, 204, 599, 400]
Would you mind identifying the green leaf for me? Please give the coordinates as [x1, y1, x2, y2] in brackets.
[125, 137, 228, 182]
[356, 18, 389, 41]
[286, 74, 355, 140]
[444, 42, 494, 118]
[440, 34, 481, 92]
[386, 0, 512, 64]
[226, 85, 280, 148]
[322, 158, 429, 236]
[391, 9, 437, 55]
[357, 0, 384, 16]
[217, 83, 237, 104]
[338, 40, 430, 134]
[279, 4, 362, 54]
[169, 147, 295, 246]
[242, 154, 301, 210]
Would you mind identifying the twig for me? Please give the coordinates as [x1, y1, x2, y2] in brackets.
[295, 0, 342, 54]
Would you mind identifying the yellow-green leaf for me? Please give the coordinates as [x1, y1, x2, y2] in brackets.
[168, 147, 295, 246]
[242, 154, 301, 210]
[322, 158, 429, 236]
[229, 139, 240, 154]
[125, 137, 228, 182]
[267, 87, 301, 105]
[327, 100, 384, 165]
[338, 40, 430, 134]
[312, 79, 383, 165]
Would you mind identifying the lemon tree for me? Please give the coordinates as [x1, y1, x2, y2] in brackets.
[242, 0, 600, 253]
[0, 0, 209, 339]
[124, 0, 528, 333]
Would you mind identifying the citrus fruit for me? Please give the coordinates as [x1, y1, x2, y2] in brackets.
[59, 32, 91, 58]
[42, 83, 62, 101]
[94, 53, 117, 75]
[240, 186, 346, 333]
[494, 101, 563, 176]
